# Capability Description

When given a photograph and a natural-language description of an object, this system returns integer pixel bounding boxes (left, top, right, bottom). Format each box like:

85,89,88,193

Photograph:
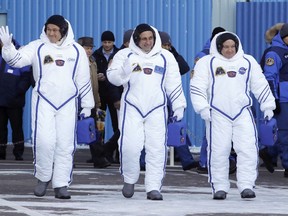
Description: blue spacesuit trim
36,43,79,110
190,85,207,100
160,106,168,190
7,52,22,67
207,120,215,192
248,108,260,173
79,81,92,101
210,57,252,121
258,84,271,104
33,95,41,176
124,54,167,118
70,99,78,183
169,84,183,104
119,102,128,175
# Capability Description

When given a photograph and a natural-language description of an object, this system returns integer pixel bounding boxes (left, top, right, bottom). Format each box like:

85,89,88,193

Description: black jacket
0,40,33,108
92,45,121,103
170,46,190,75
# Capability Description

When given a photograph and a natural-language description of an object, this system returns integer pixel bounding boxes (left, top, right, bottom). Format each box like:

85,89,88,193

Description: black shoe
34,180,50,197
15,156,23,161
284,169,288,178
54,186,71,199
196,166,208,174
213,190,227,200
105,156,120,164
259,148,274,173
229,158,237,174
241,188,256,199
0,152,6,160
122,183,134,198
86,158,93,163
183,161,199,171
93,158,111,168
260,162,277,167
147,190,163,200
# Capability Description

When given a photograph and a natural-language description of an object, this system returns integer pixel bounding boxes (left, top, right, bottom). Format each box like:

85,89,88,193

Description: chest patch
143,68,153,75
238,67,247,75
215,67,225,76
227,71,237,78
55,59,65,66
44,55,53,64
132,63,142,72
154,65,165,74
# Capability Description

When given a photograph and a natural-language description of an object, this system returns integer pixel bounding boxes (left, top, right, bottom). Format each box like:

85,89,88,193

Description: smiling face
101,41,114,53
138,31,155,53
45,24,62,43
220,39,237,59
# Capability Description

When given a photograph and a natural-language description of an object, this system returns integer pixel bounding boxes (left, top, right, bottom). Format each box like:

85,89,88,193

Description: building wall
236,0,288,124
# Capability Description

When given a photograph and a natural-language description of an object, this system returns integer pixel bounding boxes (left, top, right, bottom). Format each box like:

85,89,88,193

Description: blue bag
259,118,278,146
167,117,186,147
77,115,97,144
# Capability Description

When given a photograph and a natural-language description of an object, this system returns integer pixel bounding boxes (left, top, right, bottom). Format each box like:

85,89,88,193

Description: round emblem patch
265,58,274,66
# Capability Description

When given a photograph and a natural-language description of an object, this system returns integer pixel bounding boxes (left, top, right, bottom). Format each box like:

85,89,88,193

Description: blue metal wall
236,1,288,121
236,0,288,62
0,0,213,146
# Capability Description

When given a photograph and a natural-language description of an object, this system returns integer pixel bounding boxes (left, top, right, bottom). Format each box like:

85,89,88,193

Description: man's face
46,24,62,43
220,39,237,59
162,43,171,50
83,46,93,57
102,41,114,52
138,31,154,53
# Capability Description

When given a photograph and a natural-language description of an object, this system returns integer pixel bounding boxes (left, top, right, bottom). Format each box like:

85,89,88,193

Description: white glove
80,108,91,118
200,108,211,121
264,110,274,121
0,26,12,47
173,107,184,121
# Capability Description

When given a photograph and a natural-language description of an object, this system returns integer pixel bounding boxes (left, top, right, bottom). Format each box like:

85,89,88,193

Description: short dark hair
216,33,239,53
133,23,155,46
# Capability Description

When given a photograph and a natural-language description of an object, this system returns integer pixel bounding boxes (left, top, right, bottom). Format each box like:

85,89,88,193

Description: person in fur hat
260,23,288,178
265,23,284,44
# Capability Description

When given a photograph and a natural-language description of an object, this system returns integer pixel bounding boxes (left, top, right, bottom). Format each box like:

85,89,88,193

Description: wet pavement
0,145,287,216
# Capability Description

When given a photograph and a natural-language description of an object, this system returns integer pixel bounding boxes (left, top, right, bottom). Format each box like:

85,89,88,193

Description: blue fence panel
236,1,288,124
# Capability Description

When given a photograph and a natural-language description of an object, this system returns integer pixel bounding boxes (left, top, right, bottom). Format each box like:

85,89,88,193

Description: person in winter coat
77,36,111,168
260,23,288,178
0,39,33,161
92,31,120,164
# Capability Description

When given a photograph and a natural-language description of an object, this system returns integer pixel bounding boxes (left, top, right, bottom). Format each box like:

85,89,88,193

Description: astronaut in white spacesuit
107,23,186,200
0,15,94,199
190,32,275,200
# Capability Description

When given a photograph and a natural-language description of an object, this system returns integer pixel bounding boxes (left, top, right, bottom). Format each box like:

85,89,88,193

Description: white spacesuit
107,24,186,198
190,31,275,198
0,18,94,191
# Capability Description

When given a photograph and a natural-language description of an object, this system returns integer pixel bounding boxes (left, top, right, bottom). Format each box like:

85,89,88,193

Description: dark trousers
100,97,120,161
87,108,106,163
0,106,24,159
